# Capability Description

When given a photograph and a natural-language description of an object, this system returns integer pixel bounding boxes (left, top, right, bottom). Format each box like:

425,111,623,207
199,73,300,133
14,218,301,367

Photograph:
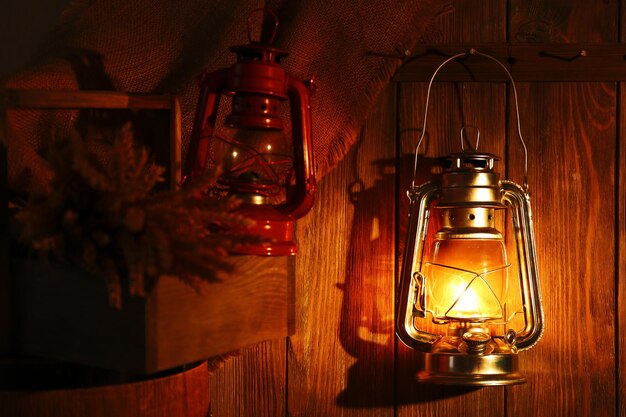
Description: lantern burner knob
462,331,491,354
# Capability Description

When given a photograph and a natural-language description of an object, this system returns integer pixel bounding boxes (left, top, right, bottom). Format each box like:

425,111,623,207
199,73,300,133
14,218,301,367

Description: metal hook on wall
539,49,587,62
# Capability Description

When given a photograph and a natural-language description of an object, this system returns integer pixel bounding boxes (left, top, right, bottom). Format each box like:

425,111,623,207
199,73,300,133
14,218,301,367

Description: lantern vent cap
441,151,499,173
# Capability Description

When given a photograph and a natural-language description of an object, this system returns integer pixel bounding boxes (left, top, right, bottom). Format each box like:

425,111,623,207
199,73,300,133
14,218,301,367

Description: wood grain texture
618,3,626,414
0,89,173,110
205,249,291,417
505,81,616,417
169,95,182,187
287,86,397,416
396,1,506,415
619,83,625,417
0,361,210,417
209,339,286,417
509,0,618,43
507,1,617,416
418,0,503,44
148,255,292,371
0,106,9,354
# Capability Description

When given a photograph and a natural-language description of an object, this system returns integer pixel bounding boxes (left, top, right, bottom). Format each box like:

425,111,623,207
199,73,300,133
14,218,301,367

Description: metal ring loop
247,8,279,44
410,48,529,192
460,125,480,151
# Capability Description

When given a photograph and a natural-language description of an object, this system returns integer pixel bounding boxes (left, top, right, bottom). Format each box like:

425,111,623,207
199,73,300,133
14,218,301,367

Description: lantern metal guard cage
396,49,544,386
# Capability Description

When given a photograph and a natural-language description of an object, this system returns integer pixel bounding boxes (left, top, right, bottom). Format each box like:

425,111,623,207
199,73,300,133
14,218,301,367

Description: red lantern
183,9,315,256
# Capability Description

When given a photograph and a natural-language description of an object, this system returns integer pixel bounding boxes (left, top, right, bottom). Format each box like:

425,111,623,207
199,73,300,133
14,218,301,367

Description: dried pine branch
15,124,260,308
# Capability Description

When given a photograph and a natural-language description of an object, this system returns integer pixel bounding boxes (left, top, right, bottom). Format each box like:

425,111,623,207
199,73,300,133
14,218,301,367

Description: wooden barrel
0,359,210,417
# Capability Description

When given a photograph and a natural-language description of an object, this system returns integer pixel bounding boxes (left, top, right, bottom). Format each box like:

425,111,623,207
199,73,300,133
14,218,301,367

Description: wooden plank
147,255,291,372
509,0,617,43
287,86,397,415
396,1,506,415
169,95,182,187
0,104,9,354
203,178,292,414
1,89,173,110
394,44,626,82
506,82,616,417
618,3,626,415
507,2,617,417
0,360,210,417
618,80,625,417
204,257,295,417
209,340,286,417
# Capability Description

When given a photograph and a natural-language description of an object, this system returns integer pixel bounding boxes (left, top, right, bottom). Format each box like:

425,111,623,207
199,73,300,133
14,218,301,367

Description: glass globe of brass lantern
396,50,544,386
183,9,315,256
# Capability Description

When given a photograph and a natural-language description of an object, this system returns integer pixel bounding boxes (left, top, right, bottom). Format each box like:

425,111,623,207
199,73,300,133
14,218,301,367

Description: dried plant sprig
15,124,259,308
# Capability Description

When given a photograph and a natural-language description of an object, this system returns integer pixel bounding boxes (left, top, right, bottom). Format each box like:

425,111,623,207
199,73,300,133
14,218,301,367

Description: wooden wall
209,1,624,416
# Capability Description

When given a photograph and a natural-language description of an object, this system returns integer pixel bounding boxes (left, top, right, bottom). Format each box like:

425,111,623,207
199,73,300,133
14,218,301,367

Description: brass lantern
396,50,544,386
183,9,315,256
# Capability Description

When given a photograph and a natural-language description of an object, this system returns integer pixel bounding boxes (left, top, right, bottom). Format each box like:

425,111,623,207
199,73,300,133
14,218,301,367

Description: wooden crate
12,256,291,374
1,90,294,373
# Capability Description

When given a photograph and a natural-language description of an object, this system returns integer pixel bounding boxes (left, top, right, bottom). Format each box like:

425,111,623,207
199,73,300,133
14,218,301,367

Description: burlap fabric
3,0,447,196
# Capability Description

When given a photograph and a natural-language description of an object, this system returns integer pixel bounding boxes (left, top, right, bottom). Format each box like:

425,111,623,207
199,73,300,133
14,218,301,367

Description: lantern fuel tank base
416,352,526,386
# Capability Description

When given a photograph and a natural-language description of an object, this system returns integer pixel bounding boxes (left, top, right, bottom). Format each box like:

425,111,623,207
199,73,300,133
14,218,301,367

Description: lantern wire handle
247,8,279,45
411,48,529,192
